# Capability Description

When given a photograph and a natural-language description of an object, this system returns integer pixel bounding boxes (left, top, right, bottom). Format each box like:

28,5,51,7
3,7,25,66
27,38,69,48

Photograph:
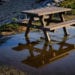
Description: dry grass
0,64,29,75
64,14,75,21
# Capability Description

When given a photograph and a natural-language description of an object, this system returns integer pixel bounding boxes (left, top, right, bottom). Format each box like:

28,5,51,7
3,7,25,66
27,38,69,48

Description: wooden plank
45,19,75,30
22,7,71,16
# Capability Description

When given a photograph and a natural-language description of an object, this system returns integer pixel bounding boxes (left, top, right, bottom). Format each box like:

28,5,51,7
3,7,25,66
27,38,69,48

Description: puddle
0,27,75,74
12,36,75,68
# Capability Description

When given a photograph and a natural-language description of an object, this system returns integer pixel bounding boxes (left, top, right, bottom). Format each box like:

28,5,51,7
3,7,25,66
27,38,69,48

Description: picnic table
21,6,75,42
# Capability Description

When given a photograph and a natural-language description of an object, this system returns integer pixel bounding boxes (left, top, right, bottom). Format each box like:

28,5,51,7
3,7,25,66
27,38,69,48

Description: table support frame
59,13,69,36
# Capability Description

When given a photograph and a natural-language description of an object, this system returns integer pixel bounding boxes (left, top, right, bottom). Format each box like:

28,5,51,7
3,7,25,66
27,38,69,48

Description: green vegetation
0,23,19,32
60,0,75,15
60,0,75,8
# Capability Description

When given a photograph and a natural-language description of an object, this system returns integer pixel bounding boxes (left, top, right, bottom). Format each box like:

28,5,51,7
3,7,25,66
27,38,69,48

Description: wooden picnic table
21,6,72,42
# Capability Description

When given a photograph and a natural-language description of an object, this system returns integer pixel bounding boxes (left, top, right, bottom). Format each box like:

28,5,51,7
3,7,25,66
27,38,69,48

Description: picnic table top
22,7,71,16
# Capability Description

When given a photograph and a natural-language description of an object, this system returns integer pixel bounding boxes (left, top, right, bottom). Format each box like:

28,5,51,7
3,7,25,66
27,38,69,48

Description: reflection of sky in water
0,32,42,47
0,47,29,61
0,33,25,47
34,41,45,49
52,44,60,51
66,37,75,44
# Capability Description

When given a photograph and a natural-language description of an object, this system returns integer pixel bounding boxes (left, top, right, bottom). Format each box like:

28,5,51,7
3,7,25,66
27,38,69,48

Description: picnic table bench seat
18,19,75,31
45,19,75,31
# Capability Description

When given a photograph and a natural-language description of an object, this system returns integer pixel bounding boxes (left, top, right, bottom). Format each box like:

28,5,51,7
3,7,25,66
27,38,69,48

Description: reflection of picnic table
19,6,75,42
12,37,75,68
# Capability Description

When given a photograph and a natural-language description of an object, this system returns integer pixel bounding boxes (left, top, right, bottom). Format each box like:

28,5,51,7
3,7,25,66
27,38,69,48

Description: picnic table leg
25,17,34,38
46,14,53,26
59,13,69,36
39,16,51,42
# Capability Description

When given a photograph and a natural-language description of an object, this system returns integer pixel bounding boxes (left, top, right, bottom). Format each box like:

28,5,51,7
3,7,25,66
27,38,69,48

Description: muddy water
0,27,75,75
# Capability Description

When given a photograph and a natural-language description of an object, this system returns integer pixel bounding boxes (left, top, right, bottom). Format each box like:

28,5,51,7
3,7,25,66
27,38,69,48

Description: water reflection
0,36,11,46
12,36,75,68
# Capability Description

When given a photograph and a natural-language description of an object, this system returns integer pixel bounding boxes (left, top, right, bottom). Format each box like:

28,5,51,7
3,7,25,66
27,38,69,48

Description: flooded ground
0,26,75,75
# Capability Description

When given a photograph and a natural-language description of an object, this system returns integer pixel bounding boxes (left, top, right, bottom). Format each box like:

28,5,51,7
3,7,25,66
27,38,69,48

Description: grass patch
0,23,19,32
